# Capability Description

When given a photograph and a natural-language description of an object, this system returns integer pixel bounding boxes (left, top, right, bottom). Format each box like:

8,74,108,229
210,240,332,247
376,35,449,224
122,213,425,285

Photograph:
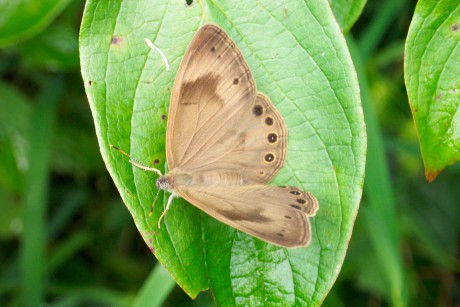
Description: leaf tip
425,168,440,183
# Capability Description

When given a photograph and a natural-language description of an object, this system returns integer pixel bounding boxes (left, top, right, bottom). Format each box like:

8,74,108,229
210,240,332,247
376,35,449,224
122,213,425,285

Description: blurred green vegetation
0,0,458,306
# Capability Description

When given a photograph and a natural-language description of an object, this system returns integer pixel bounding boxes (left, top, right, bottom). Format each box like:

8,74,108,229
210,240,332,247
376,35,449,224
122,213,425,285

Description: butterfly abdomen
169,169,248,188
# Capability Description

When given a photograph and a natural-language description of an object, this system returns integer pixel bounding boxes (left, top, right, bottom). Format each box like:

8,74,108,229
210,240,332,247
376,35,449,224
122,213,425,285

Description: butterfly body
162,169,248,188
154,24,319,248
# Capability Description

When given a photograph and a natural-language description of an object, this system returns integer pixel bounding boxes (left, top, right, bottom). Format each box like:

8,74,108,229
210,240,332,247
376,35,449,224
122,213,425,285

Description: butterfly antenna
110,144,162,176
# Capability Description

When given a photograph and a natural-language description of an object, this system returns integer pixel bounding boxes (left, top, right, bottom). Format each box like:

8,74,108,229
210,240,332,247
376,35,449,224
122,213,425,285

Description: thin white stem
145,38,170,71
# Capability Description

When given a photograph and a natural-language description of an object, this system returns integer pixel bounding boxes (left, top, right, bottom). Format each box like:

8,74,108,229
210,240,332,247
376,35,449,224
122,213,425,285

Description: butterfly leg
149,188,161,217
157,192,175,228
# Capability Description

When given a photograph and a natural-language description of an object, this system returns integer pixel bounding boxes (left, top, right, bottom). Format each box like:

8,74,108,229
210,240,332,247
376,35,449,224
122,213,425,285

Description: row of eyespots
209,45,280,169
277,188,310,212
209,46,279,167
253,105,275,131
253,105,280,165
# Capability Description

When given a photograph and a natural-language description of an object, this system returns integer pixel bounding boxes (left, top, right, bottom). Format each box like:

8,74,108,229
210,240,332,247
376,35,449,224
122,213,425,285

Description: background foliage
0,0,458,306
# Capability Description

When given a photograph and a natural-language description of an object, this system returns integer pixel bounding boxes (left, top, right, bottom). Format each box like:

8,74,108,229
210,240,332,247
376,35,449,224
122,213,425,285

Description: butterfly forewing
167,25,287,183
167,24,256,170
175,184,318,248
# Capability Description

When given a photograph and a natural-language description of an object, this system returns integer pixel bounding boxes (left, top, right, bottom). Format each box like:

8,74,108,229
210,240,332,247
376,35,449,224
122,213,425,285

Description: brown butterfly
116,24,318,248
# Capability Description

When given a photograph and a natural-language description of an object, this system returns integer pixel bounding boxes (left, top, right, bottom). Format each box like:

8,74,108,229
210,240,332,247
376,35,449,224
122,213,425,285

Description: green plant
0,0,458,306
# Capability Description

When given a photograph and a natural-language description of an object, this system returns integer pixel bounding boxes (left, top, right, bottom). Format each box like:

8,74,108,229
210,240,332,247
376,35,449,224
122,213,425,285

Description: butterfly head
156,175,172,191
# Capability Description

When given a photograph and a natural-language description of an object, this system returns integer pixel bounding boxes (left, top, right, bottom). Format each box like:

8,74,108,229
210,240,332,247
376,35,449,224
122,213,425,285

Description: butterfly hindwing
175,184,318,248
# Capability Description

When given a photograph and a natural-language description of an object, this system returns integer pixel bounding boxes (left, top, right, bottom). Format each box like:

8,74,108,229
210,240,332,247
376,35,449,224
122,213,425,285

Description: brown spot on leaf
452,24,459,31
111,35,123,45
125,189,136,199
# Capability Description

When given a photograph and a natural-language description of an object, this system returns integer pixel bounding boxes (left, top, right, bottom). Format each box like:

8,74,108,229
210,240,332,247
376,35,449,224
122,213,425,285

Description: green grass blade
49,285,132,307
358,0,404,60
132,263,177,307
20,77,63,306
348,35,407,306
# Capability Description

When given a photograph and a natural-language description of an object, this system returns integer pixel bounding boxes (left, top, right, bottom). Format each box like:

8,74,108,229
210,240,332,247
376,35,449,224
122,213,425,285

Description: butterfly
115,24,318,248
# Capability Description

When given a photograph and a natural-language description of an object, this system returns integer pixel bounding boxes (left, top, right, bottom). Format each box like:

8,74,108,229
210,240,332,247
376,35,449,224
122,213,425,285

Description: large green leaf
405,0,460,182
80,0,365,305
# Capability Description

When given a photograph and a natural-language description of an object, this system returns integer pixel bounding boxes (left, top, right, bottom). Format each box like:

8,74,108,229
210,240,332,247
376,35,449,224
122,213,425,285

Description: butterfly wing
167,24,287,183
174,184,318,248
